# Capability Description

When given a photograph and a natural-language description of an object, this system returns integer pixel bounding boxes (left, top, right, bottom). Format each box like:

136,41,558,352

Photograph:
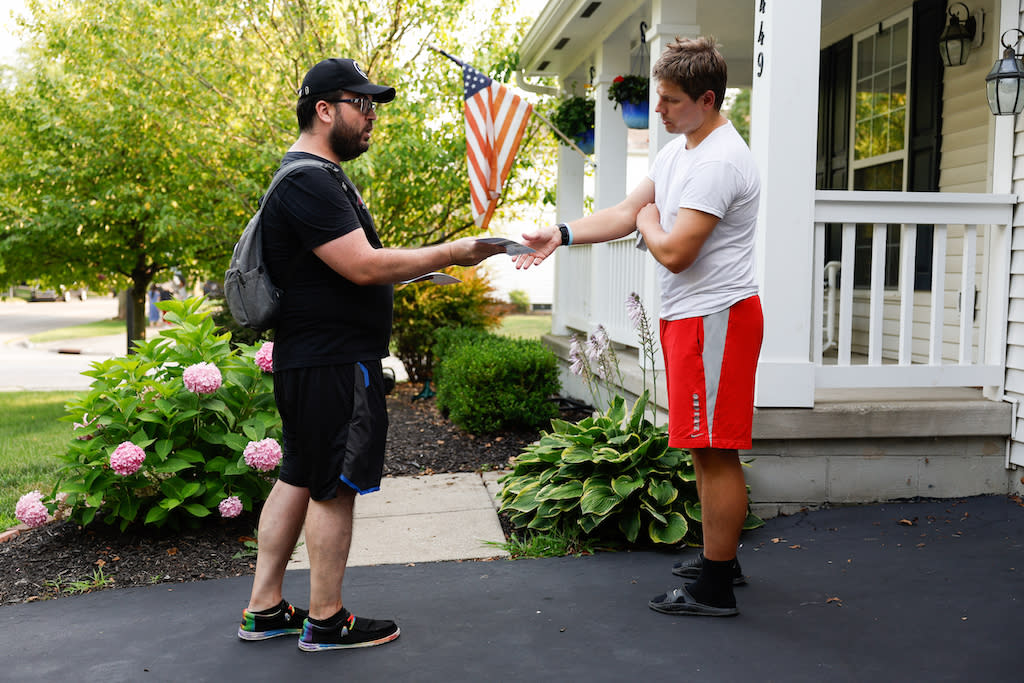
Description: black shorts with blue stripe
274,360,389,500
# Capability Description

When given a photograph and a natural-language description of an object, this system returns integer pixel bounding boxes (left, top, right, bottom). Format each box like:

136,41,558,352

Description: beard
329,115,370,161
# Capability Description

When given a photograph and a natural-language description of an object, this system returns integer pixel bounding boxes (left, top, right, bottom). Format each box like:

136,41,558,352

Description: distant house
519,0,1024,514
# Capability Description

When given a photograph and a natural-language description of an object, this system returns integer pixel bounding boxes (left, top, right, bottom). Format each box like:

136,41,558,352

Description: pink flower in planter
254,342,274,373
219,496,243,518
15,490,49,528
243,438,283,472
183,362,222,394
110,441,146,476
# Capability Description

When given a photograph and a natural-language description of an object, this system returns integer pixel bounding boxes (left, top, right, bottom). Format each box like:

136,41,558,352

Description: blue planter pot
574,128,595,154
620,101,649,129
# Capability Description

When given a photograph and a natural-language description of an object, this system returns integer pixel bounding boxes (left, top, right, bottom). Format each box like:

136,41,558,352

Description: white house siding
1004,2,1024,465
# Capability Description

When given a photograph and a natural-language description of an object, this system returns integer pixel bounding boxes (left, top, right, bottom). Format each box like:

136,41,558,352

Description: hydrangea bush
17,297,282,531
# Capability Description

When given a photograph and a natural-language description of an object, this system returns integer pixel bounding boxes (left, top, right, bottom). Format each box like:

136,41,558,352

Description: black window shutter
909,0,945,289
818,36,852,264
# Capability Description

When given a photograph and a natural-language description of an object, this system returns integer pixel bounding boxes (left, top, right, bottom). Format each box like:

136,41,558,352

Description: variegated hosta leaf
579,479,621,517
648,511,688,545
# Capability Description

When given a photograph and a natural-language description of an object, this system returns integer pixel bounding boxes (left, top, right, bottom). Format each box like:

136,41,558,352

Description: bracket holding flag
429,45,594,230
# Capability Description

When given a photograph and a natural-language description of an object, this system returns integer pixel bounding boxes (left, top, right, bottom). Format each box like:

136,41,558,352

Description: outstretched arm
313,232,505,286
514,178,656,269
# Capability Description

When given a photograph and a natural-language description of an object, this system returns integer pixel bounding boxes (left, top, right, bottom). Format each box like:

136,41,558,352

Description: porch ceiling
518,0,862,89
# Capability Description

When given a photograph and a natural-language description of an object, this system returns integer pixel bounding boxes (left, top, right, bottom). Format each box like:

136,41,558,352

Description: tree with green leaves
0,0,551,349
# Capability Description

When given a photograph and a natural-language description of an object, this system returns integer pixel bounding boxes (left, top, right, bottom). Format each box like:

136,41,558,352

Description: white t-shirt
648,121,760,320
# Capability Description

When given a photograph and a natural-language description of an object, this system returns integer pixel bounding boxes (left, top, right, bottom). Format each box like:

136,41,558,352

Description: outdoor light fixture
986,29,1024,116
939,3,978,67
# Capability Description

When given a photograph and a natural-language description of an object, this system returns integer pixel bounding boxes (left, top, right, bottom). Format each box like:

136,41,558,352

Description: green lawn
497,314,551,340
0,392,77,529
28,318,124,343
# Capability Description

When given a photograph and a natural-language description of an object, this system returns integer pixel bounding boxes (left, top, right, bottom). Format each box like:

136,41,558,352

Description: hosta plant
19,297,282,531
497,294,763,548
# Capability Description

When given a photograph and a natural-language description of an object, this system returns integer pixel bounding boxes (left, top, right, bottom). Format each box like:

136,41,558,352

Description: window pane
892,20,909,65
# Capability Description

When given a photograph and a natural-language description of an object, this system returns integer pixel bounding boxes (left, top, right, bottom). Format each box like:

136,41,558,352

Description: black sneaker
671,554,747,585
298,608,400,652
237,599,308,641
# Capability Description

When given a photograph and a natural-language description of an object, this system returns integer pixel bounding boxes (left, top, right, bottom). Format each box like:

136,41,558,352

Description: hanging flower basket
608,75,649,130
550,94,596,154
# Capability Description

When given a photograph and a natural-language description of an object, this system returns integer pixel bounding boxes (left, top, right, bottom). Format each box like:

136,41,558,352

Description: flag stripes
462,62,532,229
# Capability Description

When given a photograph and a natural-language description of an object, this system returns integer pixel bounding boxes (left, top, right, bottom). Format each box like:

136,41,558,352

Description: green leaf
182,503,211,517
610,475,644,498
180,482,201,499
155,439,173,459
743,511,765,530
684,500,702,522
628,389,649,431
618,509,642,543
145,506,169,524
579,479,620,517
153,458,192,474
536,480,583,501
159,497,183,510
646,479,678,506
605,395,626,425
561,443,596,464
506,481,542,513
223,432,249,452
648,511,688,545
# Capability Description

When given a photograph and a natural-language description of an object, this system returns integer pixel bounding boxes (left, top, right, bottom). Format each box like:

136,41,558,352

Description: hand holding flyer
475,237,537,256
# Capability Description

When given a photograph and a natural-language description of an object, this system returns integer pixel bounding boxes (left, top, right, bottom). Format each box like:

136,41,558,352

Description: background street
0,296,122,391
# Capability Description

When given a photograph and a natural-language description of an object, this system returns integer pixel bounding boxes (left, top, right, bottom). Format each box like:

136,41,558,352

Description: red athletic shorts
660,295,763,451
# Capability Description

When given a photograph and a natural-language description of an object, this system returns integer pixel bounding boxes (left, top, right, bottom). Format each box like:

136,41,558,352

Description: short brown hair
652,36,727,110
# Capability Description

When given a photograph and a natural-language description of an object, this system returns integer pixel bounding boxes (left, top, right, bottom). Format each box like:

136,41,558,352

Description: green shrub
391,267,500,382
30,297,281,531
508,289,530,314
434,328,560,434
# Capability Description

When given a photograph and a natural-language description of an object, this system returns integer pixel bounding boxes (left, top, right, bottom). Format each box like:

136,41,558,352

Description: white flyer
401,272,462,285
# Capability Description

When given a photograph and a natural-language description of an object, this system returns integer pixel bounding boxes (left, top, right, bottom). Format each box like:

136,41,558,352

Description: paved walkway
1,495,1020,681
3,326,1022,680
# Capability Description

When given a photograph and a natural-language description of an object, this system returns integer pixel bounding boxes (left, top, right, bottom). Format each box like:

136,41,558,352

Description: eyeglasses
324,97,377,115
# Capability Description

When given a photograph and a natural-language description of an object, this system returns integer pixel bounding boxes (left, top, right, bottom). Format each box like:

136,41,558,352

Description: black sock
251,599,286,616
309,607,349,628
685,555,737,608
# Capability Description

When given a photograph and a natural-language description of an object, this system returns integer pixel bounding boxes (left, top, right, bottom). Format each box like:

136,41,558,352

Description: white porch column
647,0,697,162
750,0,821,407
552,66,589,337
594,26,630,209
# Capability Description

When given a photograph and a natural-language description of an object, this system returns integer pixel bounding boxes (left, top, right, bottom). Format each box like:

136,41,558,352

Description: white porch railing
813,191,1015,393
552,191,1017,399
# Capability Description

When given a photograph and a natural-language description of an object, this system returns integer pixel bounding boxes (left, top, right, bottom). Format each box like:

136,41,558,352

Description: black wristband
558,223,572,246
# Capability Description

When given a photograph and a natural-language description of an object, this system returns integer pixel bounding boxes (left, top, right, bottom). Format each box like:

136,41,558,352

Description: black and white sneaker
671,554,747,585
298,608,400,652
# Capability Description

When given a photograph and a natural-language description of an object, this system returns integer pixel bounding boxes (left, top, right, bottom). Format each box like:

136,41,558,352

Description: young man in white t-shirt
517,36,762,616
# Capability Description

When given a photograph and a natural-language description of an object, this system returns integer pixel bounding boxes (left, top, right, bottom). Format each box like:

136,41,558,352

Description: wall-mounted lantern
985,29,1024,116
938,3,979,67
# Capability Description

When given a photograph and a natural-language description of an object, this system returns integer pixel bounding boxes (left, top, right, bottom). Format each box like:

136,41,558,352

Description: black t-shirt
261,151,393,370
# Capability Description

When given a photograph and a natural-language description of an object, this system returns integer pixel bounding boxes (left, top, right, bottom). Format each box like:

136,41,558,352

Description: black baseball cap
298,58,396,102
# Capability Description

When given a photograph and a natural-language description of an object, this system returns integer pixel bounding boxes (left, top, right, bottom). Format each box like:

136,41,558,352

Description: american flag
462,61,533,229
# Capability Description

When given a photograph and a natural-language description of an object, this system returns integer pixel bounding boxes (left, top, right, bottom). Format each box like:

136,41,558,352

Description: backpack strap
256,158,340,287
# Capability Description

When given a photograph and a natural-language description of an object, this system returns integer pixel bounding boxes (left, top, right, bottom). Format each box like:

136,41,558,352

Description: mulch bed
0,383,583,606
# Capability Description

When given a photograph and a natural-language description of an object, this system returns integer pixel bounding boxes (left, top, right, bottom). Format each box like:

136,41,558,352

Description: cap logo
352,61,368,80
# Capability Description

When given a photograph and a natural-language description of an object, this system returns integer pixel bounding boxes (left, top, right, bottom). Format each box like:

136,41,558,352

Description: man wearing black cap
236,58,503,652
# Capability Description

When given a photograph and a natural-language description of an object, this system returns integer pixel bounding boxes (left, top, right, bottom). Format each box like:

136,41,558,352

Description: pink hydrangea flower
218,496,243,518
243,438,282,472
254,342,274,373
183,362,222,394
15,490,49,528
110,441,146,476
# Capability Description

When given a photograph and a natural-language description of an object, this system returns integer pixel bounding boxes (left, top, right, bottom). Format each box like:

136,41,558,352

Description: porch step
542,334,1022,514
754,387,1012,440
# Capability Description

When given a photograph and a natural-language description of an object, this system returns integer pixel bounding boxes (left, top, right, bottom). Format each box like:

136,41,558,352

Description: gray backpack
224,159,335,331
